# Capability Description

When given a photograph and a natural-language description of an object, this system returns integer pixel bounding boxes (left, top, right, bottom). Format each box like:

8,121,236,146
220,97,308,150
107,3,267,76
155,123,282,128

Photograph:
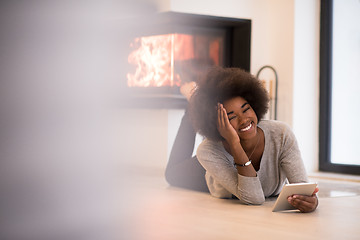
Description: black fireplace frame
121,11,251,109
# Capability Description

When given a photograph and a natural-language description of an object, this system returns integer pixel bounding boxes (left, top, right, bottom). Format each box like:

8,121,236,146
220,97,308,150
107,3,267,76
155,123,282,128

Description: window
319,0,360,174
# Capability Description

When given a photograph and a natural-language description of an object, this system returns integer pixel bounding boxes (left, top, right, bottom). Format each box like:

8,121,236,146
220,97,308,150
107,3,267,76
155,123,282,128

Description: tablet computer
272,182,317,212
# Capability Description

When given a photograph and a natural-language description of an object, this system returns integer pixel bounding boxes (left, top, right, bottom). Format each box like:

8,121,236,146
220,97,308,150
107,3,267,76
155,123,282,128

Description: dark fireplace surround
121,12,251,109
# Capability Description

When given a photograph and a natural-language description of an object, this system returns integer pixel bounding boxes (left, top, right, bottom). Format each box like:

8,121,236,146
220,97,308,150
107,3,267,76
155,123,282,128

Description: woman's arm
279,124,319,212
197,143,265,205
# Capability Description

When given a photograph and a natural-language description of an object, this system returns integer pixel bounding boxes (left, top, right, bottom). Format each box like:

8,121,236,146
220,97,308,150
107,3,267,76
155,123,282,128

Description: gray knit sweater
196,120,308,205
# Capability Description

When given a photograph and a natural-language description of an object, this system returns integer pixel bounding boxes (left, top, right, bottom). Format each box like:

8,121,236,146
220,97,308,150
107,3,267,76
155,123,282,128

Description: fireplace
120,12,251,108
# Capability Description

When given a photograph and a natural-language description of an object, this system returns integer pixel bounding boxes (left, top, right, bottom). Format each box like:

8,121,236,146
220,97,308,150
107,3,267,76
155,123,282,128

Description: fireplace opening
120,12,251,109
127,33,223,88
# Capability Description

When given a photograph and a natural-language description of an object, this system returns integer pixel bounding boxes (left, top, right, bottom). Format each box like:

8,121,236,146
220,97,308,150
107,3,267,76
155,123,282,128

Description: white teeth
240,123,252,132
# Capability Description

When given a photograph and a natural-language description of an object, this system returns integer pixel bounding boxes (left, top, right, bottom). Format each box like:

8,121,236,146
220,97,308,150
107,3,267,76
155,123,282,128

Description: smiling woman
177,66,320,212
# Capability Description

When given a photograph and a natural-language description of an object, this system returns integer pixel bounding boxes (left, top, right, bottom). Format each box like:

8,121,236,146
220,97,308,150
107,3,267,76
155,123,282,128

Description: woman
188,67,318,212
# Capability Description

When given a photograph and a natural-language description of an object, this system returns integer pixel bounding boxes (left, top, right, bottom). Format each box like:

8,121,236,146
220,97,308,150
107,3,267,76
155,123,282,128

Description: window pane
331,0,360,165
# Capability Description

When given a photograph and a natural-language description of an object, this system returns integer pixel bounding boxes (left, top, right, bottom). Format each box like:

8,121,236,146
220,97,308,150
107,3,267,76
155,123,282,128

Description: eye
229,116,236,121
243,107,251,113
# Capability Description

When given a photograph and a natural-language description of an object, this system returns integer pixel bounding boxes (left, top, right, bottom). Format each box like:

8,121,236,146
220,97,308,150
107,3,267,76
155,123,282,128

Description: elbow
251,196,265,205
237,194,265,205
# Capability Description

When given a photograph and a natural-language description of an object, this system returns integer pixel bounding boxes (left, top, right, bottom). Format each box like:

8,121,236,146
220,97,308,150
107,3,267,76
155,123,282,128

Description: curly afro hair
189,66,269,142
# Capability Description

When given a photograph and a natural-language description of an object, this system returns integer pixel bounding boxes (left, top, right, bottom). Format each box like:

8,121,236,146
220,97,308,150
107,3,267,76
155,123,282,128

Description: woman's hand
287,187,319,213
217,103,239,145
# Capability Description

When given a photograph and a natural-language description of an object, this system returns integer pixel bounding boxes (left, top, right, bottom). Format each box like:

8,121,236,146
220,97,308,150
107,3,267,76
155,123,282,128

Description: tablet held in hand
272,182,317,212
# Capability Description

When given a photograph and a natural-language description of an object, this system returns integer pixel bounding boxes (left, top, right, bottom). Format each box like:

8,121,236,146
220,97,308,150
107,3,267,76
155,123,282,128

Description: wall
292,0,320,172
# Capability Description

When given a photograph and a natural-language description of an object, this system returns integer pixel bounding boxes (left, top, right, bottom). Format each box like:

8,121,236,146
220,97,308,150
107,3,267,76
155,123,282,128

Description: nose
236,115,249,128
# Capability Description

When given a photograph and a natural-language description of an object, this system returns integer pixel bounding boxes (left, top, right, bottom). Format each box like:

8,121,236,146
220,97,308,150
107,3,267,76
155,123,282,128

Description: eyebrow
241,102,249,108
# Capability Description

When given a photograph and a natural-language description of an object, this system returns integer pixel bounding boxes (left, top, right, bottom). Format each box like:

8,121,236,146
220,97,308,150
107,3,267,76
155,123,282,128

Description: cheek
249,110,258,122
230,121,238,130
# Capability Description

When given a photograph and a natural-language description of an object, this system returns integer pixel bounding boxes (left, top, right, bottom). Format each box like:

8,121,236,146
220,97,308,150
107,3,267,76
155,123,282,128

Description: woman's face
222,96,258,140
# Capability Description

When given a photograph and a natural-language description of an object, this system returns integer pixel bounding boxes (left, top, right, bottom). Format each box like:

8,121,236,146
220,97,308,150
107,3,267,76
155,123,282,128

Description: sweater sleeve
196,141,265,205
278,124,309,184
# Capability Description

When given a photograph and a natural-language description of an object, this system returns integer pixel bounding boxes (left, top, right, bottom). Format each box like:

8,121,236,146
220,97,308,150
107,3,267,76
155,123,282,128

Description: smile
240,122,252,132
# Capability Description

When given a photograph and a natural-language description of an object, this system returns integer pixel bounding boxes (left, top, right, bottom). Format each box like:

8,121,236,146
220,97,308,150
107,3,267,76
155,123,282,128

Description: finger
288,195,317,212
221,104,231,128
287,197,307,212
292,194,317,204
220,104,226,127
312,187,319,195
222,106,229,127
292,197,314,208
218,103,223,127
217,103,221,127
295,199,315,213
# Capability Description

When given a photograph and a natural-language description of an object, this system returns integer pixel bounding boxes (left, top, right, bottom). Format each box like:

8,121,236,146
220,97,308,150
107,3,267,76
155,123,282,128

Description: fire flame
127,33,222,87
